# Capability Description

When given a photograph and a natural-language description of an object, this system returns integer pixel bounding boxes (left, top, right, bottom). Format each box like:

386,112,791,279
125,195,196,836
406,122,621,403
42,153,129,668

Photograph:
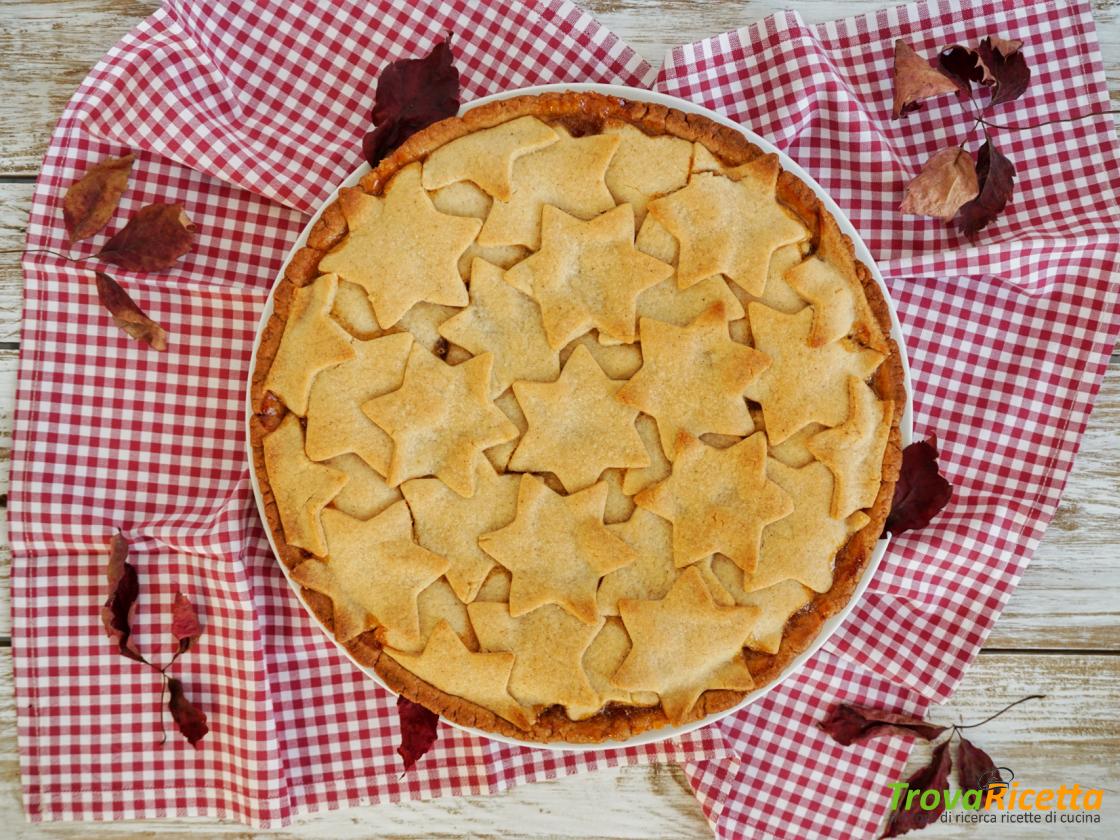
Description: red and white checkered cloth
10,0,1119,836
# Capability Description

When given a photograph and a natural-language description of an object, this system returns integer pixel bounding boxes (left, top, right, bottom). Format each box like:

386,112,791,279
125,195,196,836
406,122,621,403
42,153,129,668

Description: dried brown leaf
819,703,948,746
953,140,1015,243
975,38,1030,108
101,533,147,664
892,39,961,118
901,147,980,221
62,154,135,242
957,737,1001,795
98,203,195,272
95,272,168,351
363,39,460,167
171,592,202,653
885,437,953,535
167,677,209,747
882,741,953,837
396,696,439,772
937,46,984,98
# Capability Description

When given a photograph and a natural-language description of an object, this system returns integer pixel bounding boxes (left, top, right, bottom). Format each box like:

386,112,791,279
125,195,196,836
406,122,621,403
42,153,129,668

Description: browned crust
249,91,906,743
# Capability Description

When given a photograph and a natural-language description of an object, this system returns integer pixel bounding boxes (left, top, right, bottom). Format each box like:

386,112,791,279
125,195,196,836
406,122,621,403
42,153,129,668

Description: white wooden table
0,1,1116,837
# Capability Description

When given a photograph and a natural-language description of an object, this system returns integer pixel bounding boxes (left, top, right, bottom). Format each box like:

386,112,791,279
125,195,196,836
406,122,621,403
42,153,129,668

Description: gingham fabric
10,0,1118,836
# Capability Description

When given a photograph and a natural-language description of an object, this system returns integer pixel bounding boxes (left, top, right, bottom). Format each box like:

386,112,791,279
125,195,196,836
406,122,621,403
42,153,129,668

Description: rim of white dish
245,82,914,752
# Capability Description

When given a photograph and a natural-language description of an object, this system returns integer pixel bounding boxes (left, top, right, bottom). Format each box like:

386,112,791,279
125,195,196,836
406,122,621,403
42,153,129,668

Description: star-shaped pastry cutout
509,344,649,492
325,452,403,521
478,475,636,623
331,278,381,337
262,414,347,557
318,163,480,327
482,390,527,473
438,258,559,396
477,129,620,249
618,305,769,459
807,376,893,519
290,501,448,645
748,460,870,593
609,276,746,346
647,155,807,294
304,332,413,475
757,243,810,315
786,257,862,348
785,213,888,351
598,214,745,347
263,273,356,416
381,578,479,654
612,566,759,724
421,116,559,201
505,204,672,348
709,557,814,654
363,344,518,497
401,460,521,603
384,620,533,730
597,507,732,616
745,303,884,445
469,602,603,715
765,420,823,469
635,432,793,573
562,332,643,379
572,618,660,720
602,122,692,224
622,413,672,496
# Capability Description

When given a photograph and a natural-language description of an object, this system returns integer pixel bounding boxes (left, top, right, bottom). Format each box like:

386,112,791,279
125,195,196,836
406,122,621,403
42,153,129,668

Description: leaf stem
158,674,168,746
978,109,1120,131
953,694,1045,731
160,647,183,677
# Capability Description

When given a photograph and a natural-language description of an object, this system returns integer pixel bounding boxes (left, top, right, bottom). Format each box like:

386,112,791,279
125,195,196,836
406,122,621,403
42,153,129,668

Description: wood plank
0,182,31,343
989,371,1120,650
0,0,160,176
1,650,1114,837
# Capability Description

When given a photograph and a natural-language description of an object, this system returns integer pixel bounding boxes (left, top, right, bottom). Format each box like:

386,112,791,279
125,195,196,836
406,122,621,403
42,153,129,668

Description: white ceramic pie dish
245,83,914,751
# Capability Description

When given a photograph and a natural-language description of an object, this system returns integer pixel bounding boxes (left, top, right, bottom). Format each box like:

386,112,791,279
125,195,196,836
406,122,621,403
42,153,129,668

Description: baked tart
250,91,905,743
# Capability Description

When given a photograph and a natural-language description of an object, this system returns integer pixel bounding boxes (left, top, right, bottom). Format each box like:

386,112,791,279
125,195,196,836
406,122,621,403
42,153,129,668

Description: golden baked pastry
250,91,905,743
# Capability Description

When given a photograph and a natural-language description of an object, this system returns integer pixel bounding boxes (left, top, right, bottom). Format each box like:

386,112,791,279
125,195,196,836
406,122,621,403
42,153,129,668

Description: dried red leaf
167,677,208,747
396,696,439,772
171,592,202,654
100,533,147,664
885,437,953,535
953,139,1015,243
883,741,953,838
98,203,195,272
900,147,979,221
819,703,948,746
936,46,984,98
957,737,1001,794
362,39,460,167
95,272,168,351
892,39,961,118
976,37,1030,107
62,153,135,243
